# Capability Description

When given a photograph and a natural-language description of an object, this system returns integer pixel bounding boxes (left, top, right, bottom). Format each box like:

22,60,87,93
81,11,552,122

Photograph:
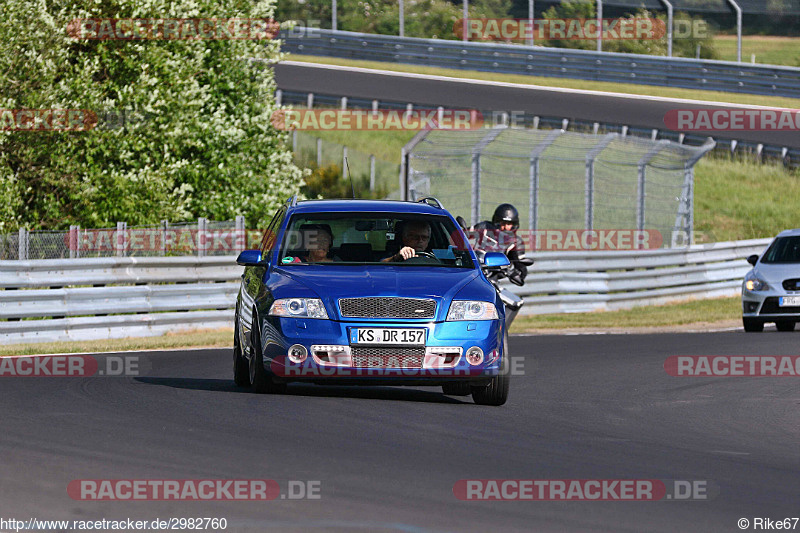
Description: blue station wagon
233,197,512,405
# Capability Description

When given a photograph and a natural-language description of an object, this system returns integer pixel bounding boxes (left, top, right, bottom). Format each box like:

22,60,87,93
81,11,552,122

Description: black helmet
492,203,519,230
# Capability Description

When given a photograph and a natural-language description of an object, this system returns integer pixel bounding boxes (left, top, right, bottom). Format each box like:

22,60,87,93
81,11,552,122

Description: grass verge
510,297,741,332
714,35,800,66
287,54,800,109
0,328,233,356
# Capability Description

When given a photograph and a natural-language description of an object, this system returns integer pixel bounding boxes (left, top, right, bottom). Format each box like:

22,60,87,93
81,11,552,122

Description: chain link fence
0,217,266,260
403,126,714,245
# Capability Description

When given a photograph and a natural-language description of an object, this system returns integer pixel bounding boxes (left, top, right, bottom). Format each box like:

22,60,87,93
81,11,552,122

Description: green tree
0,0,304,232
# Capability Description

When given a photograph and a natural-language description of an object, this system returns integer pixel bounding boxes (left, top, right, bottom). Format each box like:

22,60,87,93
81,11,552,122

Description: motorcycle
456,216,533,328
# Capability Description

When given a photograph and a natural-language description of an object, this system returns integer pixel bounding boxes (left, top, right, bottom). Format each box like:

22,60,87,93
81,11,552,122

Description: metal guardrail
0,257,242,344
0,241,771,343
510,238,771,315
282,30,800,99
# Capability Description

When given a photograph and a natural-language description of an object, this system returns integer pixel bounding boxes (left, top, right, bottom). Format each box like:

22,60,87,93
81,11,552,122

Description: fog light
466,346,484,366
288,344,308,363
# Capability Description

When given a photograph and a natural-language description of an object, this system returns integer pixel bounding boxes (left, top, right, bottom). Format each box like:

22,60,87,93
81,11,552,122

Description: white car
742,229,800,332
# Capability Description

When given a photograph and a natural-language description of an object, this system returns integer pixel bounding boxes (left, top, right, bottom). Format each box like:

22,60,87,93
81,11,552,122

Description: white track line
281,60,798,110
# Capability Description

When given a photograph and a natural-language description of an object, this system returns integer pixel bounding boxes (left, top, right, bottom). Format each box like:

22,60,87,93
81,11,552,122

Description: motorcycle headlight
446,300,498,321
269,298,329,319
744,271,769,292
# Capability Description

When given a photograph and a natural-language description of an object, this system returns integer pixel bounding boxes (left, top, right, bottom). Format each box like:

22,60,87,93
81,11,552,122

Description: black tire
776,321,795,332
743,317,764,332
442,382,472,396
249,320,287,394
472,333,510,406
232,315,250,387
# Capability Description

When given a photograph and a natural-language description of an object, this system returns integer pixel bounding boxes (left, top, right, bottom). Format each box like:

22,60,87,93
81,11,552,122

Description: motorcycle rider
471,203,530,287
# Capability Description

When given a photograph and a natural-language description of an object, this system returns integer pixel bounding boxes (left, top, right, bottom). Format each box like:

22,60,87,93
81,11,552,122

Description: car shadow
134,377,468,404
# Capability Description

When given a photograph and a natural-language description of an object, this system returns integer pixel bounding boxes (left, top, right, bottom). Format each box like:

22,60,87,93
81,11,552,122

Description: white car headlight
744,271,769,292
446,300,498,321
269,298,329,319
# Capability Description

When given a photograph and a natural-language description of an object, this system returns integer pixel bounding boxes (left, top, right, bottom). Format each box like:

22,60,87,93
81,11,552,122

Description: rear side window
762,236,800,264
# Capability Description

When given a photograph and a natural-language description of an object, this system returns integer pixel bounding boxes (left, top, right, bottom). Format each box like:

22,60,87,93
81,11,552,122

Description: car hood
271,265,481,321
754,263,800,284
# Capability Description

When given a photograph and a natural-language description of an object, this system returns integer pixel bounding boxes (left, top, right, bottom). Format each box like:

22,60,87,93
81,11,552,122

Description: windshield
277,212,474,268
762,236,800,264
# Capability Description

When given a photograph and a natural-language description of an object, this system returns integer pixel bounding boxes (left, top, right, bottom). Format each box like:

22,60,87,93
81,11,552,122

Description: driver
382,220,431,262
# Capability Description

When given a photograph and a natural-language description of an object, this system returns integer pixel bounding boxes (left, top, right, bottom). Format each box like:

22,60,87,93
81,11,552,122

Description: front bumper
742,284,800,323
260,316,505,385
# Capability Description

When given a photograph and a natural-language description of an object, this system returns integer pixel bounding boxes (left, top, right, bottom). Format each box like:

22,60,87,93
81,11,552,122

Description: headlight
446,300,498,321
744,271,769,292
269,298,329,319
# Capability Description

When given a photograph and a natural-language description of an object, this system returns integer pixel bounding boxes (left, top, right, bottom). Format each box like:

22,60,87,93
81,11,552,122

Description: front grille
339,297,436,318
759,297,800,315
350,347,425,368
782,278,800,291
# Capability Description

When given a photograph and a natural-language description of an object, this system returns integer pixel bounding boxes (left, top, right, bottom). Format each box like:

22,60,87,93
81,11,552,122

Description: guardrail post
18,227,27,261
307,93,314,109
235,215,246,253
197,217,207,257
275,89,282,106
369,155,376,191
532,116,540,129
340,96,347,110
372,100,379,114
115,222,127,257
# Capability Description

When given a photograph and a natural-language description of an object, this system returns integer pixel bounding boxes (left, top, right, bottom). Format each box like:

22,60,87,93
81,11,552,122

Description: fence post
637,140,668,233
369,155,376,191
235,215,246,254
69,225,77,259
529,129,563,232
18,227,27,261
471,127,505,225
161,220,168,256
197,217,207,257
316,137,322,167
585,134,617,231
115,222,127,257
75,225,81,259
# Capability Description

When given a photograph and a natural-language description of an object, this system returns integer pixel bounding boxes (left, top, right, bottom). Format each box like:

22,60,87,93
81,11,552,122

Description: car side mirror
237,249,266,267
482,252,510,269
746,254,758,266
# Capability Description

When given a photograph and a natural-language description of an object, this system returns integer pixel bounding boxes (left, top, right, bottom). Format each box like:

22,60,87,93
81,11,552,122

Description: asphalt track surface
2,332,799,532
274,62,800,149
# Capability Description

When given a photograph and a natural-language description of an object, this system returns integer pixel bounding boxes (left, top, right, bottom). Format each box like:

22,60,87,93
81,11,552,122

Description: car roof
776,228,800,237
288,199,449,216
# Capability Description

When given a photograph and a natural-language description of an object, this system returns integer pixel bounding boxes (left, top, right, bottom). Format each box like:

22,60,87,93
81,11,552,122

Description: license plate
779,296,800,307
350,328,425,345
